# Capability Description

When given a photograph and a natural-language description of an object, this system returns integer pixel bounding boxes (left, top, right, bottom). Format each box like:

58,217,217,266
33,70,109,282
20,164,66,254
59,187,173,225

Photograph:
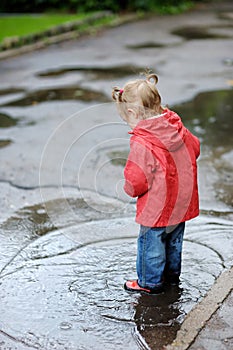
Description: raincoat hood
129,108,187,152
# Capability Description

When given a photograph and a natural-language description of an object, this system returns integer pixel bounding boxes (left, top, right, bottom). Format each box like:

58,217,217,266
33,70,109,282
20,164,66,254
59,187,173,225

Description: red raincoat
124,108,200,227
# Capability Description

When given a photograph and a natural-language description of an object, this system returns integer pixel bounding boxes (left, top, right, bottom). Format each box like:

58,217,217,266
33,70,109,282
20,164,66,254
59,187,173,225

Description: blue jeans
136,222,185,289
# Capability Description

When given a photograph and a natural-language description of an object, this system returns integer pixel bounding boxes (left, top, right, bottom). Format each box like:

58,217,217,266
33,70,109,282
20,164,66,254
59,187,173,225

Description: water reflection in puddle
173,89,233,150
172,25,232,40
0,111,35,130
0,214,232,350
0,88,25,96
0,112,18,128
0,139,12,148
1,86,109,107
0,198,129,239
36,64,145,79
126,42,167,49
0,64,145,107
0,112,16,148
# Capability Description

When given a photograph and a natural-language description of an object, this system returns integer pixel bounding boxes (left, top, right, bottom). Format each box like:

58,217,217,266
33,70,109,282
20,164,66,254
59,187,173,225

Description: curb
0,12,141,60
165,266,233,350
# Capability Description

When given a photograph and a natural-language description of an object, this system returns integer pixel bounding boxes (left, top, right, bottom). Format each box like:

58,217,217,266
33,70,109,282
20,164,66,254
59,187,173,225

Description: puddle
219,12,233,21
0,88,27,106
0,139,12,148
215,159,233,207
0,112,18,128
0,111,35,128
1,203,56,238
1,86,110,107
0,88,25,96
37,65,145,79
172,26,231,40
172,89,233,150
107,150,128,167
126,42,166,49
0,197,130,240
0,214,232,350
222,58,233,66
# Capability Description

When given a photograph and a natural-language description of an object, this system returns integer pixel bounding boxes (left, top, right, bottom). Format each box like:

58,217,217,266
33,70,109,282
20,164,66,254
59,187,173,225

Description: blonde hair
112,73,162,118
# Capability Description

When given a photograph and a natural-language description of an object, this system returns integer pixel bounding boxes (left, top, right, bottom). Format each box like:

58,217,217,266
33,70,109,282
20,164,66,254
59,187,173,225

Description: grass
0,13,89,43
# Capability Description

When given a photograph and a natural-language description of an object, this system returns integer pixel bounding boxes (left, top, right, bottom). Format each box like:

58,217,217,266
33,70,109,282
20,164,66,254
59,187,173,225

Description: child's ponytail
146,73,159,85
112,86,124,102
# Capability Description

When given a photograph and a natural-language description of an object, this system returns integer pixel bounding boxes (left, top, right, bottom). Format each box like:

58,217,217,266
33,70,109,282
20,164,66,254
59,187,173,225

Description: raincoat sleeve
188,130,200,158
194,135,200,159
123,140,156,198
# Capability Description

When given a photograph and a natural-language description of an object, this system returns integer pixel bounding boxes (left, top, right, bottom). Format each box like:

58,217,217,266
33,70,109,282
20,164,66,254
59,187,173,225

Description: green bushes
1,0,118,13
0,0,203,13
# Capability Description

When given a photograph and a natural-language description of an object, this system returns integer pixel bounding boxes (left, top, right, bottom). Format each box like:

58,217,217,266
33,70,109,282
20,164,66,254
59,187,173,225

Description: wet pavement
166,266,233,350
189,290,233,350
0,1,233,349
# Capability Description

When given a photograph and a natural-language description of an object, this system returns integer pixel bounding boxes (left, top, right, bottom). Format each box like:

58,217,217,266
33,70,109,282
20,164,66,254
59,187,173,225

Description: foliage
0,0,203,13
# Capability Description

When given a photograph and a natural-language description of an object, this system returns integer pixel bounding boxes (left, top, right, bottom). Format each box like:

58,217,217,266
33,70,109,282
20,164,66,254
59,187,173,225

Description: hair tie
119,89,124,95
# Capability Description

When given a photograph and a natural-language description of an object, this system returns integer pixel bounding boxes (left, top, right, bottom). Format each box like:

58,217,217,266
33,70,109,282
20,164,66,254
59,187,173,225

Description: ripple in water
0,215,231,350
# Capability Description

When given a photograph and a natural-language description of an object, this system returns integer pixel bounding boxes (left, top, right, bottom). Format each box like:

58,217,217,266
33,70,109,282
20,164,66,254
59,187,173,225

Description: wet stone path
1,2,233,350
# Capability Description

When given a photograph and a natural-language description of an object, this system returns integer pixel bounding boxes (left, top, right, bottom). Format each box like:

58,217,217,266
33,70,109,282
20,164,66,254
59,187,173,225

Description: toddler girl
112,73,200,294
